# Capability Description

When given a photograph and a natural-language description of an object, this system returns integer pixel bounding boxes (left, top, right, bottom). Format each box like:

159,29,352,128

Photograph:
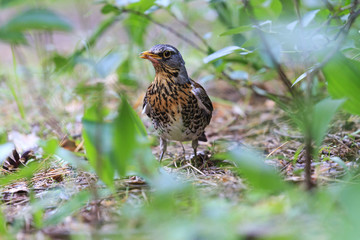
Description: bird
140,44,213,162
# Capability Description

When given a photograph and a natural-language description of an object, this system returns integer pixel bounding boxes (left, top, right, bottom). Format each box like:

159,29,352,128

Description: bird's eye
163,50,171,58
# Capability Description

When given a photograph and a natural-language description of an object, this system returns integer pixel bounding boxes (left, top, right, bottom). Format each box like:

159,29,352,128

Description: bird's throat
154,65,189,85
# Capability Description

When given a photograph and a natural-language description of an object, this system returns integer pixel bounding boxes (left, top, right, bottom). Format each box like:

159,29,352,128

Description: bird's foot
191,152,209,169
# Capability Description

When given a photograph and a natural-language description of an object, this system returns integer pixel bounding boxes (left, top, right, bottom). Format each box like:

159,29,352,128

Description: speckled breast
147,82,208,141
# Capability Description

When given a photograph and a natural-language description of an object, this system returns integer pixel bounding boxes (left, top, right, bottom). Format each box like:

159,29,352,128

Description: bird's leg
191,139,199,165
159,138,167,163
180,142,186,157
177,142,186,167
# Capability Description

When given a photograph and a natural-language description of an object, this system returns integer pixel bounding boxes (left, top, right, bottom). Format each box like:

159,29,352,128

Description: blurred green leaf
253,0,282,20
0,131,6,144
117,58,138,86
101,4,119,14
96,52,124,78
302,9,320,27
124,14,149,46
330,157,349,174
209,0,233,28
0,28,27,44
41,138,59,156
0,162,40,186
68,14,117,66
203,46,252,64
323,53,360,116
0,142,14,164
0,0,23,8
220,25,253,36
259,36,281,68
56,148,93,172
45,191,91,226
0,209,7,235
125,0,156,12
82,120,115,189
51,53,74,72
112,97,138,176
292,69,311,87
312,98,344,146
334,183,360,239
3,8,72,32
75,83,107,102
228,148,287,192
30,192,44,229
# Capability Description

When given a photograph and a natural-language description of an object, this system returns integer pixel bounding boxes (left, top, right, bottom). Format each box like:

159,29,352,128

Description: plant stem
304,130,314,190
121,8,207,54
10,45,26,119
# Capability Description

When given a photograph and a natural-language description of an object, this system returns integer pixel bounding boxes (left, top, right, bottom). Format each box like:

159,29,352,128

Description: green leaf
292,70,310,87
51,53,74,72
203,46,252,64
117,57,138,86
0,209,7,235
82,120,115,189
228,147,287,192
112,97,138,176
302,9,320,27
312,98,344,146
323,53,360,116
0,0,23,8
258,36,281,68
253,0,282,20
124,14,149,46
126,0,156,12
4,8,72,32
220,25,253,36
101,4,119,14
41,138,59,156
0,27,27,44
0,162,40,186
56,148,93,172
44,191,91,226
0,131,7,144
95,52,123,78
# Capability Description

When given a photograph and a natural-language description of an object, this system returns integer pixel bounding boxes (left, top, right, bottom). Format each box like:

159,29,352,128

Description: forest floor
1,78,360,239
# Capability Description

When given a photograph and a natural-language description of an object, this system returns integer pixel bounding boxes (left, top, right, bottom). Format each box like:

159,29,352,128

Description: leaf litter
0,81,359,238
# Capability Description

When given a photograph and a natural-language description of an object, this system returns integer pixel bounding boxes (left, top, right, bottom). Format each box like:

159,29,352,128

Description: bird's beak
140,51,161,60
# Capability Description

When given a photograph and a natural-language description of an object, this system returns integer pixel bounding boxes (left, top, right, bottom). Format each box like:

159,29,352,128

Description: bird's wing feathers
190,79,213,116
142,91,151,117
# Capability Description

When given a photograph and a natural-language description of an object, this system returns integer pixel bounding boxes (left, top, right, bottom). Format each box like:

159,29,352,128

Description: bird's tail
198,132,208,142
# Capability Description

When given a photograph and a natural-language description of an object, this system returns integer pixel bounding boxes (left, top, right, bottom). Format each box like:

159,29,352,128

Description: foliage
0,0,359,239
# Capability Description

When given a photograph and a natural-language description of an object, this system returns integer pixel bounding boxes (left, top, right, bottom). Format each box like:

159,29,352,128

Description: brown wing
142,88,151,118
190,79,213,123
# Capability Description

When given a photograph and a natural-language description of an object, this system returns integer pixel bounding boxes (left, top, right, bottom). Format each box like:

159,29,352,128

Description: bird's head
140,44,186,72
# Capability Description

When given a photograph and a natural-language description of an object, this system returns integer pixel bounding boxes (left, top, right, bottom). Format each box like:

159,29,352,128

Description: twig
304,125,315,190
175,163,205,176
266,141,290,158
165,8,213,52
308,6,360,78
121,8,207,54
293,0,303,26
188,163,206,176
242,0,296,97
75,139,84,152
72,14,119,58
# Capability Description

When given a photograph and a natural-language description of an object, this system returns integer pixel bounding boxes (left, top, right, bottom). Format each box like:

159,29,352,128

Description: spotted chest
144,79,210,141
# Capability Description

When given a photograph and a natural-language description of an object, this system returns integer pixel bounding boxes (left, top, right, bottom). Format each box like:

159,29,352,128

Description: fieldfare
141,44,213,162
